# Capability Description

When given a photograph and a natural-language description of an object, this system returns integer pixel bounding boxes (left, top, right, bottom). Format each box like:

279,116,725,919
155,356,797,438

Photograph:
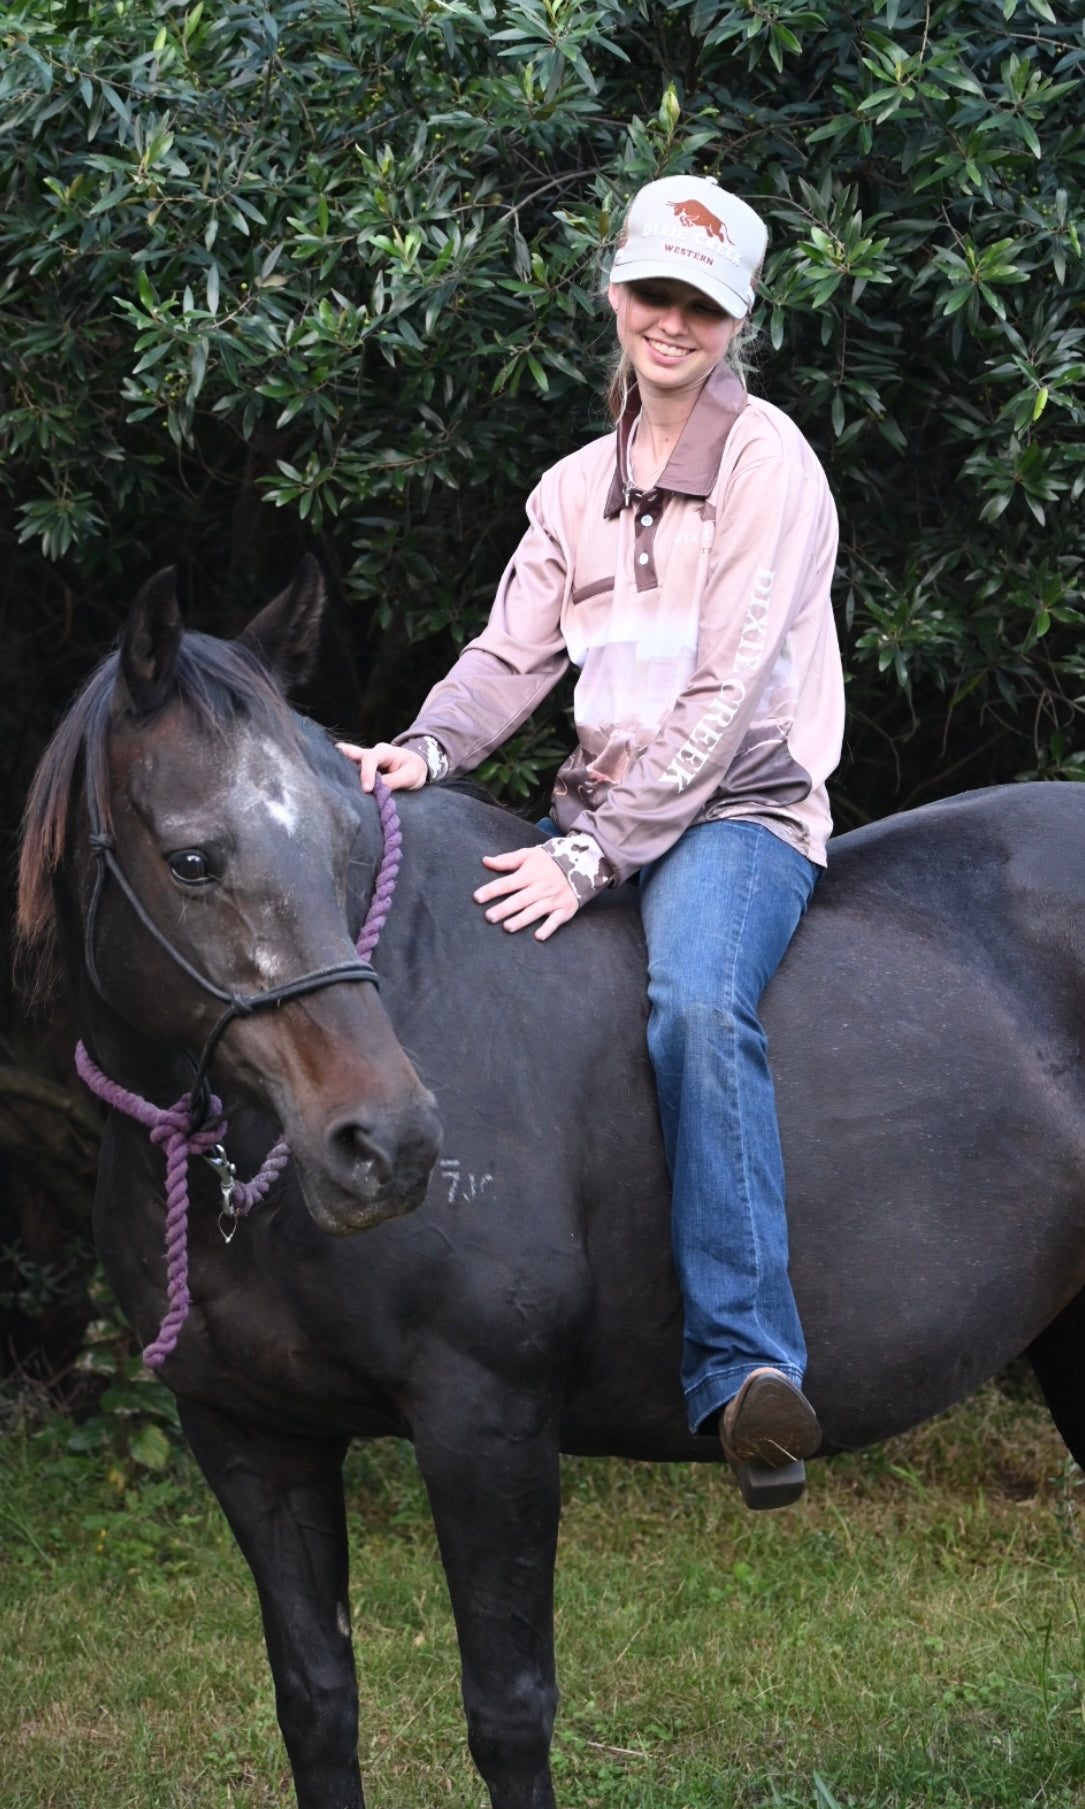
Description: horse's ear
116,568,183,716
237,557,325,694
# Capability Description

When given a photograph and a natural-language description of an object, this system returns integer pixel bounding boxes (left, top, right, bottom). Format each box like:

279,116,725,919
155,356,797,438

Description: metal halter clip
204,1144,239,1244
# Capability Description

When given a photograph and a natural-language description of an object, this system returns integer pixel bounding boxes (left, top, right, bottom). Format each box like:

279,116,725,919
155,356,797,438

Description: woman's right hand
335,741,429,794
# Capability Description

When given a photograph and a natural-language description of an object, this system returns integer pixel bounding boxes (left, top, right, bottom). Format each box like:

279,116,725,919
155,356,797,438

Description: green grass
2,1380,1084,1808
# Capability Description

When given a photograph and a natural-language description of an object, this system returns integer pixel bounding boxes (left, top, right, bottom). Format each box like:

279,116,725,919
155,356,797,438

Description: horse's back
821,781,1085,928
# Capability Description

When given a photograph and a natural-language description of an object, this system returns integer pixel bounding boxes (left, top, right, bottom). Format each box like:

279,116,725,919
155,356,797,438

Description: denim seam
725,836,761,1288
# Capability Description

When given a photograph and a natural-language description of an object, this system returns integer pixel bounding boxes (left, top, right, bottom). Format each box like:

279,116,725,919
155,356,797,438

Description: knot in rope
147,1101,225,1153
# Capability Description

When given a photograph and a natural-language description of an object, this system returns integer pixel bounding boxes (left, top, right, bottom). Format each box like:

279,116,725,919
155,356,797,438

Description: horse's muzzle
296,1093,442,1235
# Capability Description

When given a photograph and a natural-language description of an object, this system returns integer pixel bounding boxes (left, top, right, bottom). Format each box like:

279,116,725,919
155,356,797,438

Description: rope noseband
76,773,403,1369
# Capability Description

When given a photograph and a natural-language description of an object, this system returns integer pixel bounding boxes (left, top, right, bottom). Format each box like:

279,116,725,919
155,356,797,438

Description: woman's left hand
474,846,579,942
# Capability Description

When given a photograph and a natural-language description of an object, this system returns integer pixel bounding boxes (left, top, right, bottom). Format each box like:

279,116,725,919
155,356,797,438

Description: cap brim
608,255,751,320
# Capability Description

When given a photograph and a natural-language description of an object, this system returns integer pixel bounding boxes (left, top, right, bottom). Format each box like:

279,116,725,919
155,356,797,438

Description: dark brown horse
18,562,1085,1809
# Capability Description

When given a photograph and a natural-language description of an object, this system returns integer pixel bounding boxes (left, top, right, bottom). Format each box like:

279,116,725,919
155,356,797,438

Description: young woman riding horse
341,175,845,1507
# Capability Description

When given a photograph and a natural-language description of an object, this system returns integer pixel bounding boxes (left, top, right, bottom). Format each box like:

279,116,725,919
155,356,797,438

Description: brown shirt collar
604,362,749,518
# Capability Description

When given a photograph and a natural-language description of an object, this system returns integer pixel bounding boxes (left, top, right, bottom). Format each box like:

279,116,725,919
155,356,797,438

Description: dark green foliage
4,0,1084,805
2,0,1083,1362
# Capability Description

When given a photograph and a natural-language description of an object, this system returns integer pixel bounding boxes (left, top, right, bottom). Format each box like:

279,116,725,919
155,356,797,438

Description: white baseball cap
609,176,768,320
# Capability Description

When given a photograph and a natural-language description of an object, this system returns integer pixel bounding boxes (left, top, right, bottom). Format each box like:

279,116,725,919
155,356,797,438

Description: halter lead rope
76,776,403,1369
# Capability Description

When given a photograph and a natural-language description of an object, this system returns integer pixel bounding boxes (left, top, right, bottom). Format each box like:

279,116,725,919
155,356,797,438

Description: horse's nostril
327,1116,392,1184
318,1102,441,1222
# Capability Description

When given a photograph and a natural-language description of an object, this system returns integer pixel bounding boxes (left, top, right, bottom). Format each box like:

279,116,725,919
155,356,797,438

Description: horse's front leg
412,1363,563,1809
177,1397,364,1809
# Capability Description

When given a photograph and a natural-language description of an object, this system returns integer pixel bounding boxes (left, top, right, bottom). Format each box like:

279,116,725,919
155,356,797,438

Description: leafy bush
3,0,1083,808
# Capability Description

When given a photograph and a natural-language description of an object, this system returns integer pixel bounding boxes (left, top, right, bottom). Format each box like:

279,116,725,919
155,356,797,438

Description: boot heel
730,1456,806,1511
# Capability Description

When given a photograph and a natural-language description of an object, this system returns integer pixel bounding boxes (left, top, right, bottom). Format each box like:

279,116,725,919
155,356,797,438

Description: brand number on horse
439,1158,495,1205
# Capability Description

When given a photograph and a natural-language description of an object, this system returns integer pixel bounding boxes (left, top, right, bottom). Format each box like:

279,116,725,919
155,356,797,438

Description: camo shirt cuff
544,834,616,904
397,734,449,782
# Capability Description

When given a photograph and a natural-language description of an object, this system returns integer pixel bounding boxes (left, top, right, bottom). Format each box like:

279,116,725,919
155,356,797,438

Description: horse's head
19,560,441,1234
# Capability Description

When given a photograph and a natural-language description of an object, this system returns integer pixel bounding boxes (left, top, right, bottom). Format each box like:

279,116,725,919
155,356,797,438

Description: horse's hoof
730,1456,807,1510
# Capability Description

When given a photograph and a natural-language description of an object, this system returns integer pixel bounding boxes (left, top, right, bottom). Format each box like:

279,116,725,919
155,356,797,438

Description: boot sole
721,1370,821,1467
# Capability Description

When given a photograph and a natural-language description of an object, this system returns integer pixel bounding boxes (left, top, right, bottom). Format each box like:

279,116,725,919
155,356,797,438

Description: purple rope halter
76,777,403,1370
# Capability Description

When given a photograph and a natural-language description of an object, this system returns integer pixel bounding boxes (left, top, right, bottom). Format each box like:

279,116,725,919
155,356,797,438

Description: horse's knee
463,1670,558,1784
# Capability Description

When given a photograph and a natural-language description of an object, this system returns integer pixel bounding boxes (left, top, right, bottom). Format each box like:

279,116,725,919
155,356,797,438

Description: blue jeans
638,820,818,1435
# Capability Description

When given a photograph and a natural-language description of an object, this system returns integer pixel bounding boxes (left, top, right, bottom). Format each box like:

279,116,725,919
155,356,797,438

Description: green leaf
67,1421,107,1453
100,82,131,127
128,1425,171,1471
133,341,173,375
941,287,974,316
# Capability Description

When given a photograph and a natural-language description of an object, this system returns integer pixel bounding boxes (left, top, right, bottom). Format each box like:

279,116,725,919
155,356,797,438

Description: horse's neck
78,990,196,1108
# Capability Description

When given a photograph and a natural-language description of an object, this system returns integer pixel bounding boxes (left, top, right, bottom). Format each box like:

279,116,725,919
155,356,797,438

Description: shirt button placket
633,499,661,590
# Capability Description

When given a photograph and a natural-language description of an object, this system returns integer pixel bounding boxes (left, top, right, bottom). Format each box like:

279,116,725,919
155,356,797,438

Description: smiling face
608,276,738,402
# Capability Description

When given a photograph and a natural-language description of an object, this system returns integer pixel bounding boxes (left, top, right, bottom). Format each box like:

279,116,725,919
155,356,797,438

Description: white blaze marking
265,794,298,832
236,735,304,836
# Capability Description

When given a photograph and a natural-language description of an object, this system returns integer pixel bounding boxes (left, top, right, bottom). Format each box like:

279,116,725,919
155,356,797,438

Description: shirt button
640,513,653,526
637,552,650,566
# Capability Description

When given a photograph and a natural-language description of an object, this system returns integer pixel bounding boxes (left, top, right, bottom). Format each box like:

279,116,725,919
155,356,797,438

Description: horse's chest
94,1156,393,1431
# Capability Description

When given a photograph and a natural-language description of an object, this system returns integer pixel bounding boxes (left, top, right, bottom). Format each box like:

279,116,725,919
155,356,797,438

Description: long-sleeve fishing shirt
396,362,845,901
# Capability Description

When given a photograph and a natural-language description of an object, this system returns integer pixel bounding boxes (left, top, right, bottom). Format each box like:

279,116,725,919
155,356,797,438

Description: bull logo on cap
668,197,732,246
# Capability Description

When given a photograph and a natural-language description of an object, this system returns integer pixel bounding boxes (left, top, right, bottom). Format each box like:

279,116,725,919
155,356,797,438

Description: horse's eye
167,849,213,886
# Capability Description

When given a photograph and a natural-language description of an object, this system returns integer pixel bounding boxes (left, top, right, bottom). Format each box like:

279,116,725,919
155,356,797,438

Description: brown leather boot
719,1368,821,1510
